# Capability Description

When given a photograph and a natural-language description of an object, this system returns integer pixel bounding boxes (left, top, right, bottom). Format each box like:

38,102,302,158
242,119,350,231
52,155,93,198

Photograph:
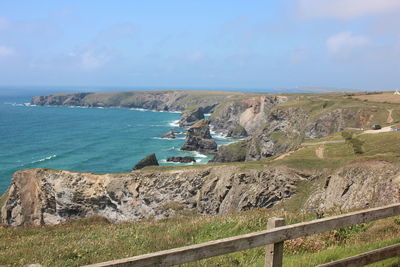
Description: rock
226,124,248,138
303,161,400,212
179,107,205,127
161,131,176,139
132,154,159,170
1,161,399,226
181,119,217,154
0,166,317,226
210,141,247,163
166,156,196,163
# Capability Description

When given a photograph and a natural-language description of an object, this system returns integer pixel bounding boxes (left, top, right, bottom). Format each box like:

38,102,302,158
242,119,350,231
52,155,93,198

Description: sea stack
179,107,205,127
132,154,159,170
181,119,217,154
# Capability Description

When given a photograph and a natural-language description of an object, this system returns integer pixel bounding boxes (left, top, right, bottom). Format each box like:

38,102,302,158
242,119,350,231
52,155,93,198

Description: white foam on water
191,151,208,158
169,120,180,127
31,154,57,164
129,108,147,112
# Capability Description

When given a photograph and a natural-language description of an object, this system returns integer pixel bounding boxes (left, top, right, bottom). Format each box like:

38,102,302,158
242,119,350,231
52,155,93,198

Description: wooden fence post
265,217,285,267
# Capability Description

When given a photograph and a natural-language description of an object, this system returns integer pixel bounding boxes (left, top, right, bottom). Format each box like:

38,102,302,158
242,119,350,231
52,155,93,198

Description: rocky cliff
178,107,205,127
211,97,400,162
2,161,398,226
30,91,247,112
0,166,313,226
304,161,400,212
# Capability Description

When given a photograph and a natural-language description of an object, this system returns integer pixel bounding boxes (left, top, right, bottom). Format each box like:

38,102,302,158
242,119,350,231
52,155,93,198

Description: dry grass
353,93,400,104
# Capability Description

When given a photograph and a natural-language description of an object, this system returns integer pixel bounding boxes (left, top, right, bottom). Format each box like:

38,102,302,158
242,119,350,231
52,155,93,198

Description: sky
0,0,400,93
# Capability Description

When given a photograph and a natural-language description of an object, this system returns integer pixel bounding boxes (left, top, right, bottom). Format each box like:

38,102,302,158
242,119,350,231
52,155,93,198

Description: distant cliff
30,90,250,112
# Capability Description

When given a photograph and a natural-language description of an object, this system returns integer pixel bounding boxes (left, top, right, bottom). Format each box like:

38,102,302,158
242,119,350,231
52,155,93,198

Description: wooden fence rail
84,203,400,267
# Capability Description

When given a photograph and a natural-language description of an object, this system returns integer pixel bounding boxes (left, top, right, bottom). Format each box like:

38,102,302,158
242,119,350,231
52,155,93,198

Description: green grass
1,209,399,266
270,130,400,170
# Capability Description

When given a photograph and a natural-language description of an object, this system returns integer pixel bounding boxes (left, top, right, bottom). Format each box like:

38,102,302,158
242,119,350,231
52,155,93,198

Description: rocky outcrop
181,120,217,154
226,124,248,138
161,131,176,139
0,166,315,226
132,154,159,170
166,156,196,163
210,141,247,163
179,107,204,127
2,161,398,226
304,161,400,212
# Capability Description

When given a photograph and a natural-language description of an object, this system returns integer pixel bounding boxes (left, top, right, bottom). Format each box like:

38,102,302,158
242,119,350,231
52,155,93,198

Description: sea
0,94,238,194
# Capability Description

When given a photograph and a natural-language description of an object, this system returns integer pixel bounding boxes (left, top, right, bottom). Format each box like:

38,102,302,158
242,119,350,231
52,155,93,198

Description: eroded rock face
179,107,205,127
132,154,159,170
304,162,400,212
181,119,217,154
1,161,398,226
0,166,314,226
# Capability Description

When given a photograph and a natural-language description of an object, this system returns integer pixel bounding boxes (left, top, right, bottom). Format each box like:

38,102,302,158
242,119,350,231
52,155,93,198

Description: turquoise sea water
0,96,235,194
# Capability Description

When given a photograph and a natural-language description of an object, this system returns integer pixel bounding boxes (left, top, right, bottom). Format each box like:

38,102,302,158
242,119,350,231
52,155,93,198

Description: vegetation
1,208,399,266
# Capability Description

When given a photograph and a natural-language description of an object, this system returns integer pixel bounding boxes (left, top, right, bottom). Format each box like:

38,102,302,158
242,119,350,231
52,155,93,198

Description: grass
1,209,399,266
270,129,400,170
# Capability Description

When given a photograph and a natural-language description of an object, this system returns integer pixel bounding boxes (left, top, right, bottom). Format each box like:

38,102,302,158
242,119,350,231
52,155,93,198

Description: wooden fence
84,203,400,267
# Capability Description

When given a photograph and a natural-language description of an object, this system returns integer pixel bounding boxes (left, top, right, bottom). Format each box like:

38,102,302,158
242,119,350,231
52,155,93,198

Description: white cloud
299,0,400,20
326,32,370,54
0,45,15,57
69,45,113,70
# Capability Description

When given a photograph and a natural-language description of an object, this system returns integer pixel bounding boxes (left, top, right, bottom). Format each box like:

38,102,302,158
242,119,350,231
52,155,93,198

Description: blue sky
0,0,400,92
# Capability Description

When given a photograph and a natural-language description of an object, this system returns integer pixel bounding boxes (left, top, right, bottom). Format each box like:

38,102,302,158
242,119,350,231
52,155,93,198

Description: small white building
394,90,400,95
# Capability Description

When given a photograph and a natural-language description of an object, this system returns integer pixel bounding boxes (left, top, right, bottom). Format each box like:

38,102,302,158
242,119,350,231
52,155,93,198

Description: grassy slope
1,210,399,266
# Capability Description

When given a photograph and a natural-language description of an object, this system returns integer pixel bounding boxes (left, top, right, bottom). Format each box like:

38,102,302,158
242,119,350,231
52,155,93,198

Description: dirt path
363,126,393,134
315,145,324,159
301,140,345,146
387,109,394,124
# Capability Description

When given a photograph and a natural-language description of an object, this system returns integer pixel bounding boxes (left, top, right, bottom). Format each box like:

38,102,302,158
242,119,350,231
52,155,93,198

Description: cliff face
212,101,393,162
1,166,314,226
2,161,398,226
304,161,400,212
209,96,287,135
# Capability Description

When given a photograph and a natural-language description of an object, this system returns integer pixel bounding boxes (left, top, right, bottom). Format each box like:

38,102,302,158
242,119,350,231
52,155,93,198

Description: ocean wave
129,108,147,112
31,154,57,164
190,151,208,158
129,108,182,114
153,137,185,140
212,132,228,140
169,120,180,127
